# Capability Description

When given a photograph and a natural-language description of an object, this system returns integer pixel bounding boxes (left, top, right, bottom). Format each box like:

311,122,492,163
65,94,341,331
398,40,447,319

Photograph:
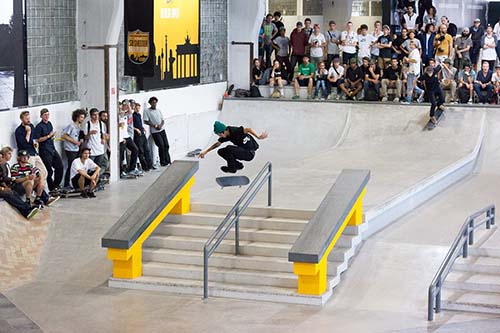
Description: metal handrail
427,204,496,321
203,162,272,299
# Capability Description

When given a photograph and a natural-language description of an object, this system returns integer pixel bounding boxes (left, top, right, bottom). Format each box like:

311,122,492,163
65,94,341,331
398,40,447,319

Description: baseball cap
474,18,481,23
496,65,500,69
296,21,303,27
349,57,357,64
382,25,390,30
18,150,29,157
333,57,340,63
213,121,227,134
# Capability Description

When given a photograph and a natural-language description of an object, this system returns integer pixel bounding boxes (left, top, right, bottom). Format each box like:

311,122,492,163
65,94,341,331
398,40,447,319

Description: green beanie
213,121,227,134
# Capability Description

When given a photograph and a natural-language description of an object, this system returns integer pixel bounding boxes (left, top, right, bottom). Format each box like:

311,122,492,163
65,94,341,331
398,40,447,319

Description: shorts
342,52,357,65
297,78,311,87
329,79,344,87
71,170,96,189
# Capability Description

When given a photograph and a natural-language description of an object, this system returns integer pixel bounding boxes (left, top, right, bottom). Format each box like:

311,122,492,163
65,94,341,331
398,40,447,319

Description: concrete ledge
362,112,486,238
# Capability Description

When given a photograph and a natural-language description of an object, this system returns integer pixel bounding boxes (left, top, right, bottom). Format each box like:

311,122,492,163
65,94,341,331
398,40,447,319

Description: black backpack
250,85,262,97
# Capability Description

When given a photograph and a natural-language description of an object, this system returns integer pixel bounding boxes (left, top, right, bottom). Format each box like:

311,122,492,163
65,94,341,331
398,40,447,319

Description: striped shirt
10,163,38,179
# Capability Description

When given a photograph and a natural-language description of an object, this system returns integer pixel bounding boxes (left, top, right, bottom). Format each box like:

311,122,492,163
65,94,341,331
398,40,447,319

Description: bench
102,160,198,279
288,169,370,295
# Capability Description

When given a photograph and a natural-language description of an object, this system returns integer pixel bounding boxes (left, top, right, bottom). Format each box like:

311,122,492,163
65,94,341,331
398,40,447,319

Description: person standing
403,41,425,104
357,24,373,66
470,18,485,69
377,25,393,69
325,21,340,68
455,27,473,70
403,5,418,31
434,24,453,64
144,97,171,167
341,21,358,67
494,17,500,62
15,111,48,180
262,14,277,68
133,103,154,172
272,27,292,79
420,23,436,67
370,21,383,63
289,22,309,81
118,100,139,176
309,24,326,69
481,25,498,71
34,108,63,192
83,108,108,169
62,109,86,187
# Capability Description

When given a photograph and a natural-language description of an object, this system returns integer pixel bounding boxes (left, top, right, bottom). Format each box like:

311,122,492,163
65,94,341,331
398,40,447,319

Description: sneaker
152,165,158,170
26,207,39,220
393,97,399,103
235,162,244,170
80,191,88,199
87,191,96,198
46,196,60,207
120,171,128,178
381,97,388,102
220,166,237,174
430,116,437,124
320,97,326,101
292,95,300,100
468,99,473,104
417,91,425,103
450,100,457,104
438,105,445,111
34,197,44,208
401,100,410,105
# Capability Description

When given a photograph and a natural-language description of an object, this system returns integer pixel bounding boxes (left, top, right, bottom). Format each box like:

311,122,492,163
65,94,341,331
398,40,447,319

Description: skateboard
216,176,250,188
424,108,445,131
59,183,106,198
187,148,202,157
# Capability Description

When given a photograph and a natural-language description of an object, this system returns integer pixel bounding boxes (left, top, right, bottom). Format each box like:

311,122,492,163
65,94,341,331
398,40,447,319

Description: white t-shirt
370,31,383,56
83,120,106,156
492,72,500,84
341,31,358,54
403,13,418,30
70,158,98,181
328,65,345,80
408,48,421,75
309,33,326,57
358,34,374,59
119,114,130,141
482,35,497,61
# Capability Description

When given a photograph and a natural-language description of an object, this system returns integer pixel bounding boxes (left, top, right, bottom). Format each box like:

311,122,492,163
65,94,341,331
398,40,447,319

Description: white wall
0,101,81,158
120,82,227,161
228,0,267,90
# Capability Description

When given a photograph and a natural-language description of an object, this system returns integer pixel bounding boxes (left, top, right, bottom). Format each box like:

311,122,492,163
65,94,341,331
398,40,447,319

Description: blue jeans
314,80,327,98
474,83,493,104
406,73,423,102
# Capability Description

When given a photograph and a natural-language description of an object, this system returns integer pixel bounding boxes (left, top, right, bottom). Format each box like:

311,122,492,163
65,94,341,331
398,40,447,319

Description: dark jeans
64,150,79,187
474,83,493,104
428,88,445,117
276,55,291,82
152,130,171,166
0,190,32,217
290,54,304,81
263,43,272,68
217,146,255,169
120,137,139,172
471,41,481,67
134,134,153,170
39,149,63,191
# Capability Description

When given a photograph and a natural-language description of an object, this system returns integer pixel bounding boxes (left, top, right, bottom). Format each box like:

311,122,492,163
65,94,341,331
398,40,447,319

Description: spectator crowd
0,97,171,219
255,8,500,105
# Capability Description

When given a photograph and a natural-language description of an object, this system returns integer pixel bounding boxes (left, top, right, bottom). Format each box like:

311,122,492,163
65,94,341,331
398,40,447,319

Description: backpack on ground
250,85,262,97
234,89,251,98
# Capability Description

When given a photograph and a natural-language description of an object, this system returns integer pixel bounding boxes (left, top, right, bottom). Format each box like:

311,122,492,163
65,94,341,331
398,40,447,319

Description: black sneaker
34,198,44,209
235,162,244,170
87,191,96,198
80,191,88,199
220,166,237,174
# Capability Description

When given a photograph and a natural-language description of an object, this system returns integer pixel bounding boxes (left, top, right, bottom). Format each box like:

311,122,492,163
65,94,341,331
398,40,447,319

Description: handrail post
486,210,492,229
468,219,474,245
428,287,435,321
435,279,442,313
203,247,209,299
235,208,240,255
268,163,272,207
492,207,496,225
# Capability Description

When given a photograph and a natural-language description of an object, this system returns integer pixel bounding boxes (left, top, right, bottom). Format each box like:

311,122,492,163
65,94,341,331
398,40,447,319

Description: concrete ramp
191,99,484,235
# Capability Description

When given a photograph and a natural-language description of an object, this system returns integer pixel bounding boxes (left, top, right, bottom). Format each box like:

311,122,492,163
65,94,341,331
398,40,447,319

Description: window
269,0,297,15
302,0,322,16
352,0,382,17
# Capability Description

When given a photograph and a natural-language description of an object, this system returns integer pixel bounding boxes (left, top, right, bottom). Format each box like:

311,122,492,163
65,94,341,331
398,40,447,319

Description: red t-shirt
290,29,308,56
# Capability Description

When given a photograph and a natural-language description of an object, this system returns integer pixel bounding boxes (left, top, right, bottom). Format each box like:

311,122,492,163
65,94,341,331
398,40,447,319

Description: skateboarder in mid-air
199,121,268,173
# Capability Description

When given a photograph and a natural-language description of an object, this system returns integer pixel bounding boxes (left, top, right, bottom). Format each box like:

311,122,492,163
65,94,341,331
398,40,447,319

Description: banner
124,0,155,77
143,0,200,89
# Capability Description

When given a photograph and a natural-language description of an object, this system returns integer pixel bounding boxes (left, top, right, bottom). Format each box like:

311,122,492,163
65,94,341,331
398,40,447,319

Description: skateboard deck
425,109,444,131
187,148,202,157
216,176,250,188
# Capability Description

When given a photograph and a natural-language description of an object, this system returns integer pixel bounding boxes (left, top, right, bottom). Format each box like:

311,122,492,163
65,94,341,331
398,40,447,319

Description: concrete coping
288,169,370,263
101,160,199,249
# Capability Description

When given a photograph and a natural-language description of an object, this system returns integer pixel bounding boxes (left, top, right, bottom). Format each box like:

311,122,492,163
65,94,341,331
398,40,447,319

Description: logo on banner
127,30,150,65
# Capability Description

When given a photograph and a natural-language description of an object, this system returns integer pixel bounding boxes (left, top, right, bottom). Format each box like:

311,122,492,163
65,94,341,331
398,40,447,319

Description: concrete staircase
109,204,365,305
441,232,500,315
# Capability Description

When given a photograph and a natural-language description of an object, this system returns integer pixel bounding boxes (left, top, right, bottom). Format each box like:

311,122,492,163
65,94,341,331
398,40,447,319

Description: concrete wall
433,0,487,30
322,0,353,29
26,0,78,106
228,0,267,90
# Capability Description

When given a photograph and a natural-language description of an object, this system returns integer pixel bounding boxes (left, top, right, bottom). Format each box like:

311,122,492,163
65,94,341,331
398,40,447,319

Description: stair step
143,262,298,288
109,275,332,305
441,290,500,315
190,203,315,220
165,212,309,232
453,256,500,275
142,247,345,275
444,272,500,293
468,247,500,259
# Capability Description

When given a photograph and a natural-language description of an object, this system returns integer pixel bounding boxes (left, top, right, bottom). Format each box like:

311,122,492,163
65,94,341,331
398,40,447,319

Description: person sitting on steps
199,121,268,174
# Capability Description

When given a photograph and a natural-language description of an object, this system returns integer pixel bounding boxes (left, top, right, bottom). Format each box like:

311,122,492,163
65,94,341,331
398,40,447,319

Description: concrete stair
441,250,500,315
109,205,364,305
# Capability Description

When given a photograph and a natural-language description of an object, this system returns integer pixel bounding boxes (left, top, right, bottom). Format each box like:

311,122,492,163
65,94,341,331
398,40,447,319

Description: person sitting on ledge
0,149,39,219
70,148,101,198
199,121,268,174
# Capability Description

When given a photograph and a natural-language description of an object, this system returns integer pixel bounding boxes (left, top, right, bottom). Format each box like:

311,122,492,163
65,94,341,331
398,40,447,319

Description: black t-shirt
218,126,259,151
378,34,393,58
365,67,381,80
273,21,284,40
422,73,439,91
346,66,364,82
271,69,282,79
253,67,262,83
384,65,402,80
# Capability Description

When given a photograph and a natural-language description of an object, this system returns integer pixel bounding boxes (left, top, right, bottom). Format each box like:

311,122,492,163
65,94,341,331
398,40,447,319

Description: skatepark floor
2,101,500,332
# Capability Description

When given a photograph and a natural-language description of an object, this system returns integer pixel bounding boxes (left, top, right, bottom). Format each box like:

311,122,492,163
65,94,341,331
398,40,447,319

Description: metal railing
203,162,272,299
427,204,495,321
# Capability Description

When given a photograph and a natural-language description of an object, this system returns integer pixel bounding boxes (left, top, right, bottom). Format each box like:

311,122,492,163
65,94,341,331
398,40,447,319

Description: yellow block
107,176,195,279
294,187,366,295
